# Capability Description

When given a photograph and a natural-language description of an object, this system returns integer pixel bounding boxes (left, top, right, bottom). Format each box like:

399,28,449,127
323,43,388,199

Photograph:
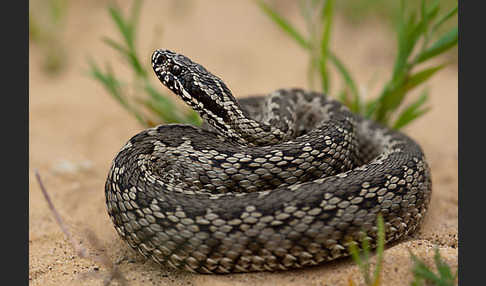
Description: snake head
152,49,195,97
151,49,219,100
151,49,240,122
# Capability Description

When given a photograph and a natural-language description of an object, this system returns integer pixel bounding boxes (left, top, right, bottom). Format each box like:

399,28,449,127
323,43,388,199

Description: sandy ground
29,1,458,285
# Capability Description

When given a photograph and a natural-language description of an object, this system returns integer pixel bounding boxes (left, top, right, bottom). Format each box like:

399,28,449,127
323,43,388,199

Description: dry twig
34,169,128,286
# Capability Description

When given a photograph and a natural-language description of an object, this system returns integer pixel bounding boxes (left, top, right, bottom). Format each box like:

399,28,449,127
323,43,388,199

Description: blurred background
29,1,458,285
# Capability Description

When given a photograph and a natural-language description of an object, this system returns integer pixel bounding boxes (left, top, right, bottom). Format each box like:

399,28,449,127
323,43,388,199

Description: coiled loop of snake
105,49,432,273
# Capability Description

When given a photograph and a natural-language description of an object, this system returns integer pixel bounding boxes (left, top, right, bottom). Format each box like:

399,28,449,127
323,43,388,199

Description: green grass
347,214,385,286
29,0,69,75
410,248,458,286
257,0,457,129
336,0,457,30
88,0,200,127
346,215,457,286
91,0,457,130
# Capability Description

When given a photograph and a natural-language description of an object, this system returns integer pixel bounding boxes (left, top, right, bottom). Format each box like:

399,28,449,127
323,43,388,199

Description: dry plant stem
35,170,87,258
34,170,127,286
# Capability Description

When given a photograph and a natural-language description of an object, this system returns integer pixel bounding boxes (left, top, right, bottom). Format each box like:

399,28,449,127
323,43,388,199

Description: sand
29,1,457,285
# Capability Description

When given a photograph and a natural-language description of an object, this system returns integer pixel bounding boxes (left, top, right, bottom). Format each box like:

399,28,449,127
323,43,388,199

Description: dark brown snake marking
104,49,432,274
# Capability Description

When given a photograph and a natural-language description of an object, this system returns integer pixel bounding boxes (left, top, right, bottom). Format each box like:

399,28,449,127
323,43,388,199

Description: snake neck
194,90,288,146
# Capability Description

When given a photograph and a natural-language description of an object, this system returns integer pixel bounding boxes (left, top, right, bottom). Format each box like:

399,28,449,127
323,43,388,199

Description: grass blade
318,57,330,94
372,214,385,285
405,13,427,59
411,253,442,283
256,1,362,114
418,0,439,51
127,52,147,78
328,51,360,111
141,98,179,124
186,108,203,126
361,233,371,284
433,248,456,282
400,64,446,94
392,0,413,79
256,0,310,49
108,5,132,47
129,0,144,33
414,26,458,64
347,214,386,286
348,240,365,278
374,62,443,124
410,248,457,286
364,98,378,118
394,106,430,130
88,59,147,125
318,0,335,94
337,88,348,105
142,83,200,124
49,0,68,24
392,90,429,130
88,60,124,104
393,5,428,79
102,37,130,55
107,2,146,78
424,0,440,24
338,88,361,113
431,4,458,34
143,84,181,121
29,13,42,42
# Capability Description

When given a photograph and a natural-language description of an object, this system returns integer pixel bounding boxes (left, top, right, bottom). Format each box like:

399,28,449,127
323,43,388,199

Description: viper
104,49,432,274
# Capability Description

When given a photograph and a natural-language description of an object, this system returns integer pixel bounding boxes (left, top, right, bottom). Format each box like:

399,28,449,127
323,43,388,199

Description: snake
104,49,432,274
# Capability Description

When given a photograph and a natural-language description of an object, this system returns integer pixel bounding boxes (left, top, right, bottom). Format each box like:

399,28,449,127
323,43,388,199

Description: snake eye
171,64,181,76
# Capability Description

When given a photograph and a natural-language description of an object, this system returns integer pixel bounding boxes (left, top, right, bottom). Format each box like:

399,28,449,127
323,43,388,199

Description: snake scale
105,49,432,274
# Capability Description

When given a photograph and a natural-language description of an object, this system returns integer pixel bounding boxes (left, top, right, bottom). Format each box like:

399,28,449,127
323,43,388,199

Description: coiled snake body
105,49,432,274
